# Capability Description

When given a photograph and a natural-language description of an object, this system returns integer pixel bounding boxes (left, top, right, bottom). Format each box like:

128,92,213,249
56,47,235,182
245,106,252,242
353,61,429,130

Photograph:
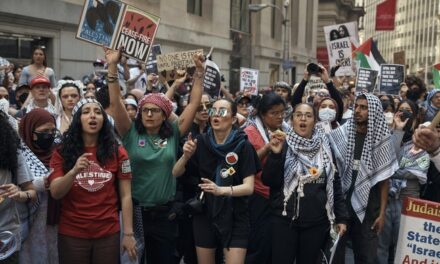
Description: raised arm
291,69,309,107
105,47,132,137
177,54,205,135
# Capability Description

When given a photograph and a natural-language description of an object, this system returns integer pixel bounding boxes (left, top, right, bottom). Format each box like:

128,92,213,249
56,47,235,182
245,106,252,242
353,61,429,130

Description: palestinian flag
353,37,386,71
432,63,440,89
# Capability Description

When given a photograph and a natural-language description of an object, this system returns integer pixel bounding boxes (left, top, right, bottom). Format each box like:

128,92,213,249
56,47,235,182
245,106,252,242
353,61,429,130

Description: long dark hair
30,46,48,67
59,104,118,173
0,111,20,174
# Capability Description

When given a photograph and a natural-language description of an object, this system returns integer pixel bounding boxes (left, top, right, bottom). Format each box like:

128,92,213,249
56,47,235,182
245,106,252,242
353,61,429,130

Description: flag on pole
353,38,386,72
432,63,440,89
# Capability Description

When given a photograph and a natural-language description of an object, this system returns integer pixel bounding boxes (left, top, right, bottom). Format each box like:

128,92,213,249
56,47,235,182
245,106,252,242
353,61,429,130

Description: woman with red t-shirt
48,98,136,264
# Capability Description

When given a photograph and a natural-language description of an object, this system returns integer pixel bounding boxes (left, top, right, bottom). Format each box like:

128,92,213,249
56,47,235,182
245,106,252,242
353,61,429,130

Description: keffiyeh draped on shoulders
329,93,398,222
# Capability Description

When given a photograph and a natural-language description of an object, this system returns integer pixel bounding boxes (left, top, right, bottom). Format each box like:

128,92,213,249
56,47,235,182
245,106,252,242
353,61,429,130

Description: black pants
175,215,197,264
333,212,378,264
271,215,329,264
142,208,178,264
245,194,272,264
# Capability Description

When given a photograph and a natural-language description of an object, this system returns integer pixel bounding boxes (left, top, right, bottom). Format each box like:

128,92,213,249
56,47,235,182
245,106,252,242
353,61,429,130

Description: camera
307,63,323,75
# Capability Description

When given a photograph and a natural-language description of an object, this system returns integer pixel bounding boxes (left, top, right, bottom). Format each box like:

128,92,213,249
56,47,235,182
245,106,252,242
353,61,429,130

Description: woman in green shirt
106,47,204,263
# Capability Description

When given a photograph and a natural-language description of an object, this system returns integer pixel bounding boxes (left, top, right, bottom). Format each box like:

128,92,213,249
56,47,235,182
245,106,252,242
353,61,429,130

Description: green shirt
122,121,179,207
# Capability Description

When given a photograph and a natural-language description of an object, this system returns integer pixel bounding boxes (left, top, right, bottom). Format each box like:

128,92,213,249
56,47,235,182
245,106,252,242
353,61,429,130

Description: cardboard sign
146,44,161,74
355,68,378,92
395,197,440,263
379,64,405,95
323,22,359,76
76,0,160,63
240,68,259,95
157,49,203,80
203,60,221,99
305,75,326,92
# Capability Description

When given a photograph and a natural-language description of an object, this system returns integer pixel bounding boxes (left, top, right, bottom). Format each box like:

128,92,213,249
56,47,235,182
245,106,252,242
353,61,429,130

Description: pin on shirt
138,139,146,147
225,152,238,165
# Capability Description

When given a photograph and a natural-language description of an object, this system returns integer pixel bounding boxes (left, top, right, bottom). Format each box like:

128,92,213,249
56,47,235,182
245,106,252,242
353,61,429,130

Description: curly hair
0,111,20,174
59,105,118,173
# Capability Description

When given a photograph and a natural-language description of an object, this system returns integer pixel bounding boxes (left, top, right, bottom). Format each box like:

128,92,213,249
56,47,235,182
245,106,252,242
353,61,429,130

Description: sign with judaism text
76,0,160,63
395,197,440,264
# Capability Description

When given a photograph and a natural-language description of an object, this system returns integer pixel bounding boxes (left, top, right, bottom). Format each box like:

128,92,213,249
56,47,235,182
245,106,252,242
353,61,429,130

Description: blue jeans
376,197,402,264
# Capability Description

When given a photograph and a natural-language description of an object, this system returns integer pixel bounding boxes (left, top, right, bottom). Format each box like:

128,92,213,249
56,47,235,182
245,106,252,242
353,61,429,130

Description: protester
18,108,59,264
107,47,204,263
243,93,286,263
18,46,56,88
54,80,82,133
329,93,398,264
124,98,138,121
405,75,426,106
15,76,56,118
262,103,348,264
49,99,136,264
0,110,37,263
376,100,429,264
316,97,340,131
236,95,251,118
173,98,260,264
273,81,293,122
423,89,440,122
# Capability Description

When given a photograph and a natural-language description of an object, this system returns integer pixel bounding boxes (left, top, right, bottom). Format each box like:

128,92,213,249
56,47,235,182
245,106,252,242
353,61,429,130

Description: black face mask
406,89,422,102
33,131,55,150
18,92,29,105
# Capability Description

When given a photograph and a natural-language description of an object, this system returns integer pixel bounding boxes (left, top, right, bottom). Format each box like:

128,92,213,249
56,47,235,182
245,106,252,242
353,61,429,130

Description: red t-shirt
49,145,132,239
244,125,270,198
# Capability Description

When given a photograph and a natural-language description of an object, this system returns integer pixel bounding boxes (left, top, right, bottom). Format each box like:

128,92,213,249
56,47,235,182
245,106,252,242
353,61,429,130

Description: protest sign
146,44,161,74
323,22,359,76
76,0,160,63
157,49,203,80
379,64,405,95
240,68,259,95
355,68,378,92
395,197,440,264
203,60,221,99
305,75,326,93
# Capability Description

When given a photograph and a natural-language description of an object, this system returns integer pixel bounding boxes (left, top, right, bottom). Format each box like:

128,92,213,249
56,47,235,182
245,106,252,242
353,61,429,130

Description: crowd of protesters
1,44,440,264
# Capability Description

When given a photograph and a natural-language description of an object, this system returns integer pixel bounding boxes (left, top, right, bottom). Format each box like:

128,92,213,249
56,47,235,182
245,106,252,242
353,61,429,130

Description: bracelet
123,232,134,237
107,76,119,83
25,191,31,203
429,146,440,157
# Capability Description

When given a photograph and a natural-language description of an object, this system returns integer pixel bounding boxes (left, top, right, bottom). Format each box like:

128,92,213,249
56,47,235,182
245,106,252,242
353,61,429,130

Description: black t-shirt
347,132,380,219
188,133,261,224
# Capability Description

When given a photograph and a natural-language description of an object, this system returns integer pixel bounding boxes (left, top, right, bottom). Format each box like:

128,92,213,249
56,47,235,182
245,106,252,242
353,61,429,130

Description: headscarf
283,126,336,223
72,98,103,116
138,93,173,118
424,89,440,122
329,93,398,222
19,108,56,167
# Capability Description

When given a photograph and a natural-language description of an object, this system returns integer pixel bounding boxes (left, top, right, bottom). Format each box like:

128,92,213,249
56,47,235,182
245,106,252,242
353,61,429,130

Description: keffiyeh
283,126,336,223
329,93,398,222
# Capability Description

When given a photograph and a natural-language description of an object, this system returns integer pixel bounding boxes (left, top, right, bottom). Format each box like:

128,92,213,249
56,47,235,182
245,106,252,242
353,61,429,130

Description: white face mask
0,98,10,114
319,108,336,122
384,112,394,125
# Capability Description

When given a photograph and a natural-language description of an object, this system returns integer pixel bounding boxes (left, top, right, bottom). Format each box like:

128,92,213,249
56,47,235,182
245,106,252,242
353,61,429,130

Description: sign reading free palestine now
395,197,440,264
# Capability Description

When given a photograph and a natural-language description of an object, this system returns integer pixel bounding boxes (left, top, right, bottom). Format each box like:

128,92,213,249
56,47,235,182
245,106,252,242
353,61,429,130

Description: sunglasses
208,108,228,117
197,102,213,112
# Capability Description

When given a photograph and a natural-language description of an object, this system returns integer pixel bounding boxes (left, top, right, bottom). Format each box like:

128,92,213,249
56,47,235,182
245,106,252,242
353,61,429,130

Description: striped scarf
283,126,336,223
329,93,398,222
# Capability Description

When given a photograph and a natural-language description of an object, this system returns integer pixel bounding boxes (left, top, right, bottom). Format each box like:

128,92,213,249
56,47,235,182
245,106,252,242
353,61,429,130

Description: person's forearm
50,169,77,199
378,179,389,216
165,81,175,100
291,79,307,107
218,177,254,197
256,144,270,160
172,155,189,177
121,190,134,235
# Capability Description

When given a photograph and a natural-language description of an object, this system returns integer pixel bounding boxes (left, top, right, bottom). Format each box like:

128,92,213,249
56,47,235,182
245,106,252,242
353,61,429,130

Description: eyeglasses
197,102,213,112
208,108,228,117
142,107,162,115
293,112,314,119
267,110,286,118
238,101,250,107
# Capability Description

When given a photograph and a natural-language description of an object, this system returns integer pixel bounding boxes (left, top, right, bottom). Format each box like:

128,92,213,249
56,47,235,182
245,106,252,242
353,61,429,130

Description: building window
271,0,276,39
187,0,202,16
0,33,48,61
231,0,250,32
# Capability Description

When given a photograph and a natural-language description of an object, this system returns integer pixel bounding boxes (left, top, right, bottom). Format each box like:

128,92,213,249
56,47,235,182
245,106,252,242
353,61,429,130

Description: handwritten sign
355,68,378,92
240,68,259,95
157,49,203,80
395,197,440,264
76,0,160,64
379,64,405,95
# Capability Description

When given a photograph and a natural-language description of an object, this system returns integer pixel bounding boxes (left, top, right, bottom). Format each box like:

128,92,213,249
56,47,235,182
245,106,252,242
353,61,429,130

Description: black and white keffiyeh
329,93,398,222
72,98,103,116
283,126,336,223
